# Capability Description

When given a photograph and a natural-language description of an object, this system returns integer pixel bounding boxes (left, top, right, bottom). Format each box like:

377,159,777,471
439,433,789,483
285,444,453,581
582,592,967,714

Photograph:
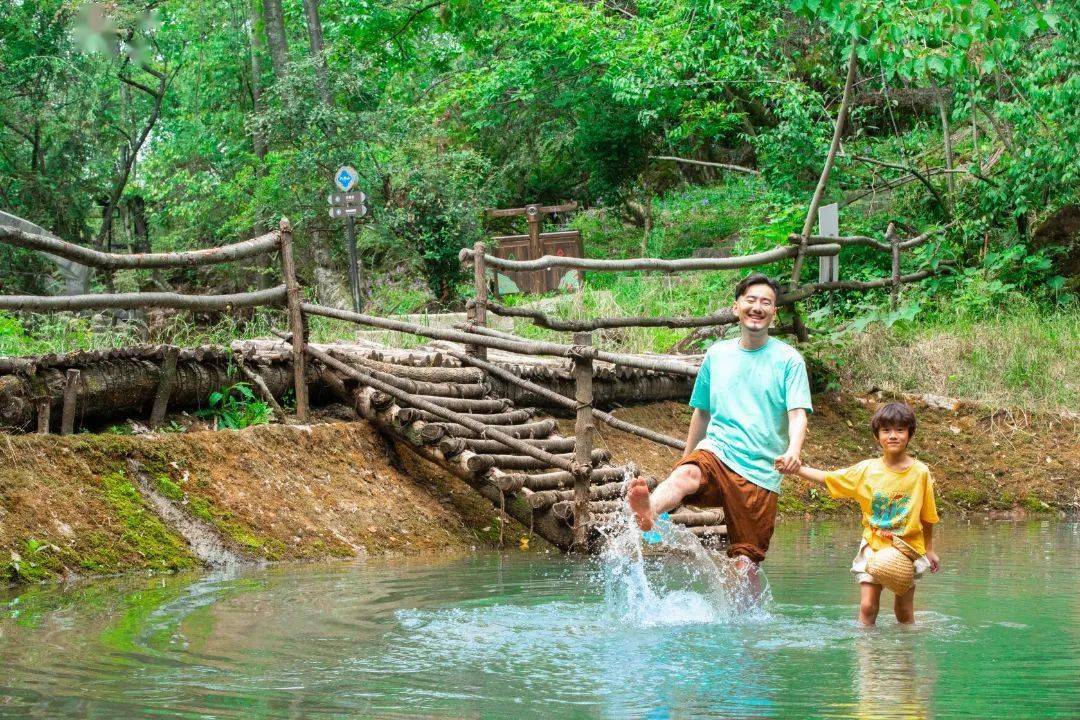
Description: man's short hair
870,402,917,437
734,273,782,301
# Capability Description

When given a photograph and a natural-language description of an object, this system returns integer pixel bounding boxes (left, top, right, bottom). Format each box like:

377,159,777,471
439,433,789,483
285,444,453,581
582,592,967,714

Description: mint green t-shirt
689,337,812,493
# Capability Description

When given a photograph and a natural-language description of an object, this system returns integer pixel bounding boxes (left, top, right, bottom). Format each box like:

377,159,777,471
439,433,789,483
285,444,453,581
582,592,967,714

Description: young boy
784,402,941,625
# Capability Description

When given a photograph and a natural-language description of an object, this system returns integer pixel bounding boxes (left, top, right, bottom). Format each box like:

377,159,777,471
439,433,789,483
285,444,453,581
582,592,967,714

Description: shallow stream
2,519,1077,718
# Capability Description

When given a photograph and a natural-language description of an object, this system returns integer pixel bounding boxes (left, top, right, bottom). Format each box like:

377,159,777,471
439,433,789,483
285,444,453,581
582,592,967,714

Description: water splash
592,475,771,627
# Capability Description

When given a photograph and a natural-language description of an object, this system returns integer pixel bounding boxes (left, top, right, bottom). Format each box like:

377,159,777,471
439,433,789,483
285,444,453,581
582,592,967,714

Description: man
627,273,811,590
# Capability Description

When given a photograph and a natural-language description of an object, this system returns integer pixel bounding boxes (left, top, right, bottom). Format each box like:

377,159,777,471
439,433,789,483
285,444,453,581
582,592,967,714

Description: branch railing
0,217,309,423
1,212,949,550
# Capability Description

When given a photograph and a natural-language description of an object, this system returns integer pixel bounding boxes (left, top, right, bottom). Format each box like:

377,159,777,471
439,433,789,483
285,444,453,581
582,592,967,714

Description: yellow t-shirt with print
824,457,940,555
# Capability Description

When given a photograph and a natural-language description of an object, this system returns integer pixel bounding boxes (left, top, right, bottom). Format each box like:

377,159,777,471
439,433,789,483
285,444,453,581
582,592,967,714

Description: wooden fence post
279,218,309,422
60,368,80,435
149,347,179,428
572,331,594,549
470,241,488,361
35,397,50,434
888,222,900,310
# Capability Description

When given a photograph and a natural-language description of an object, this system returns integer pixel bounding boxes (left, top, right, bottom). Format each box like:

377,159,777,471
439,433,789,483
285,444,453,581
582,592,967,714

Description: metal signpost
328,166,369,312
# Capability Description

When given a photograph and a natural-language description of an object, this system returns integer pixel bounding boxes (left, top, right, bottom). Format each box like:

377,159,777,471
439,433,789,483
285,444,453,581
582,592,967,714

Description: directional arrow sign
329,205,369,219
334,165,359,192
327,192,367,205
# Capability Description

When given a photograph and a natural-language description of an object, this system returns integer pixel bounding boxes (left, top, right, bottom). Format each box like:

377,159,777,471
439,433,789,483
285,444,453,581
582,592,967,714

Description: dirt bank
1,422,538,585
579,394,1080,517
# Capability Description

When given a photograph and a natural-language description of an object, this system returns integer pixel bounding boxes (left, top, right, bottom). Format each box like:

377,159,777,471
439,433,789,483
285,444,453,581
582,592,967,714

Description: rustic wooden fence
0,218,309,426
1,214,946,549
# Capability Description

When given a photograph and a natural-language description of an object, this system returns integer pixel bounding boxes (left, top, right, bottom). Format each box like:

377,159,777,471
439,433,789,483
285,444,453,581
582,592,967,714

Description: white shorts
851,539,932,586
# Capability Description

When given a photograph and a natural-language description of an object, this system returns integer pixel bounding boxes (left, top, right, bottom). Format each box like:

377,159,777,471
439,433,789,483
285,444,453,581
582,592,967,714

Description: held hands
773,450,802,475
926,550,941,573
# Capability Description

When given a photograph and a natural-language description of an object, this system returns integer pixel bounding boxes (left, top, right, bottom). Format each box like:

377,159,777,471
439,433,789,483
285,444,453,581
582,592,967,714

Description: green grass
824,305,1080,412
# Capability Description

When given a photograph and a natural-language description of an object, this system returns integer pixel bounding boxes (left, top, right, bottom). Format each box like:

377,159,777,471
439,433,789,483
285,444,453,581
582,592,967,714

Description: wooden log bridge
0,336,724,552
288,336,725,552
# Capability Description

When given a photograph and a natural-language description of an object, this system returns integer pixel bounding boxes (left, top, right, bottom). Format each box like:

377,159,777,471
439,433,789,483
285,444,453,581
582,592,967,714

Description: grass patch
826,305,1080,412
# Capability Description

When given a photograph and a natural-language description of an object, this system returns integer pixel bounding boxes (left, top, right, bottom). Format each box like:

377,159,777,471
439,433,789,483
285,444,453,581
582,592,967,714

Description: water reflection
0,520,1076,719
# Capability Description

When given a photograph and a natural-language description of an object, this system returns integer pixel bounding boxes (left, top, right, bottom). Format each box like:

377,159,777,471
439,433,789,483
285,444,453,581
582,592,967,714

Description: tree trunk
0,357,307,432
247,0,268,159
262,0,289,81
301,0,333,108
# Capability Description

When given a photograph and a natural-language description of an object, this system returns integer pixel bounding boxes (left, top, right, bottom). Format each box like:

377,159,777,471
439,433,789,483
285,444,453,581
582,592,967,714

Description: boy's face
876,425,911,453
732,283,777,332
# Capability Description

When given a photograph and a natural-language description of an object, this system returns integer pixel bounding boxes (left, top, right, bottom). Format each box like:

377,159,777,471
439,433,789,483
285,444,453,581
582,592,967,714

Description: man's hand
926,550,941,573
774,450,801,475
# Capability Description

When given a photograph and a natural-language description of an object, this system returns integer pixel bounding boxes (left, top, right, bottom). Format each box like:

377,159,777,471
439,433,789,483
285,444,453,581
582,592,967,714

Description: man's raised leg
626,464,703,531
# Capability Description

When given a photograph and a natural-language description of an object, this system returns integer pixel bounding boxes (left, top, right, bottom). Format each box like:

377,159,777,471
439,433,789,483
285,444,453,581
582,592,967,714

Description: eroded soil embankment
1,422,533,584
585,395,1080,516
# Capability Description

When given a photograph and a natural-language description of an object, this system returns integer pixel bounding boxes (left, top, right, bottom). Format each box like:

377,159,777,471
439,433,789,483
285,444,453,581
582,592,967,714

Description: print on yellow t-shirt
824,458,940,555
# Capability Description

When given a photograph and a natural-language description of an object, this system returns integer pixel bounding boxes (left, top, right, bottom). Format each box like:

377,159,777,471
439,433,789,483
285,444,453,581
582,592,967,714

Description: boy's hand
774,450,801,475
926,551,940,573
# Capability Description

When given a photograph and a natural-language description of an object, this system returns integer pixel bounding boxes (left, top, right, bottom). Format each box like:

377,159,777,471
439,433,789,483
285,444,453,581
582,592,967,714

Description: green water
1,520,1077,719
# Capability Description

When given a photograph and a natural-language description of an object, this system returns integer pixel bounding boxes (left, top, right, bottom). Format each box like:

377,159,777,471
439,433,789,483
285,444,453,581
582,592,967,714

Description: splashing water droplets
592,474,771,627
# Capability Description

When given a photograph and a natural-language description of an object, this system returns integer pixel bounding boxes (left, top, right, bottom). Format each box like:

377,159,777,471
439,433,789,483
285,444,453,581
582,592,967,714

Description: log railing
3,212,946,550
0,217,310,423
459,224,949,335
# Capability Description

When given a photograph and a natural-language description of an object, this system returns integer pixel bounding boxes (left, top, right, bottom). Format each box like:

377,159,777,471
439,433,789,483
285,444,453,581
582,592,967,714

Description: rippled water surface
1,520,1077,719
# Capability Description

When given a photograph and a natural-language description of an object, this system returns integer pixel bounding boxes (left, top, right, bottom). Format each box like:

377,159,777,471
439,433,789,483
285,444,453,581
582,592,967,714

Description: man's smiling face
732,282,778,332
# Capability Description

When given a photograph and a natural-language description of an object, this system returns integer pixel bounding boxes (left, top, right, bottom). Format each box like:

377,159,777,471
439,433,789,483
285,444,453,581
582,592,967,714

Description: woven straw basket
866,537,920,595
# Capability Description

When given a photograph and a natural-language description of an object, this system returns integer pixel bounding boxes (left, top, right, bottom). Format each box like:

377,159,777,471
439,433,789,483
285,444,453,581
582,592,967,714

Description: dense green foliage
0,0,1076,320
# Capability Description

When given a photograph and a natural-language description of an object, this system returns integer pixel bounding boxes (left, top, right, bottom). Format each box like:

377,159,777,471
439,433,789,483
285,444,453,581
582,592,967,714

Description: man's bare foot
626,477,655,531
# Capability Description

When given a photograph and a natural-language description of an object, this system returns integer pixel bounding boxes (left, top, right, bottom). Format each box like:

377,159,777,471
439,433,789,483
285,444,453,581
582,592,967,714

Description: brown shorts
676,449,777,563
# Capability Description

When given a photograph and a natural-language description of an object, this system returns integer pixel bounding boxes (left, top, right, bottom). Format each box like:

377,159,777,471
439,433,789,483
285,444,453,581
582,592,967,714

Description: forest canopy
0,0,1076,312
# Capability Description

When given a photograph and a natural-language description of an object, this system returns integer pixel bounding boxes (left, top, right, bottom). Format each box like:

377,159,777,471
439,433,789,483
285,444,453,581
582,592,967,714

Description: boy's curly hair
870,402,917,437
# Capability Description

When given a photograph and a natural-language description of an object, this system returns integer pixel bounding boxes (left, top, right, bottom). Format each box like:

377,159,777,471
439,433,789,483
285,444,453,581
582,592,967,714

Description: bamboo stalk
0,285,287,312
458,243,838,273
0,226,281,269
888,223,901,310
148,347,179,428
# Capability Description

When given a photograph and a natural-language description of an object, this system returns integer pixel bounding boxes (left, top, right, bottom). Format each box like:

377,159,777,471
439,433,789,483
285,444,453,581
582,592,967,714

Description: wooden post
888,223,900,310
149,347,179,428
279,218,309,422
571,331,594,549
60,368,80,435
471,240,488,361
35,397,50,434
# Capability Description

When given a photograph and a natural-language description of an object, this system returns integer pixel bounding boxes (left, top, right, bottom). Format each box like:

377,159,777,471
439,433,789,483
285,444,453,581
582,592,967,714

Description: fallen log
462,448,610,473
414,408,534,425
525,472,647,507
411,396,512,413
439,436,577,456
0,356,303,431
423,419,556,440
325,347,485,384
